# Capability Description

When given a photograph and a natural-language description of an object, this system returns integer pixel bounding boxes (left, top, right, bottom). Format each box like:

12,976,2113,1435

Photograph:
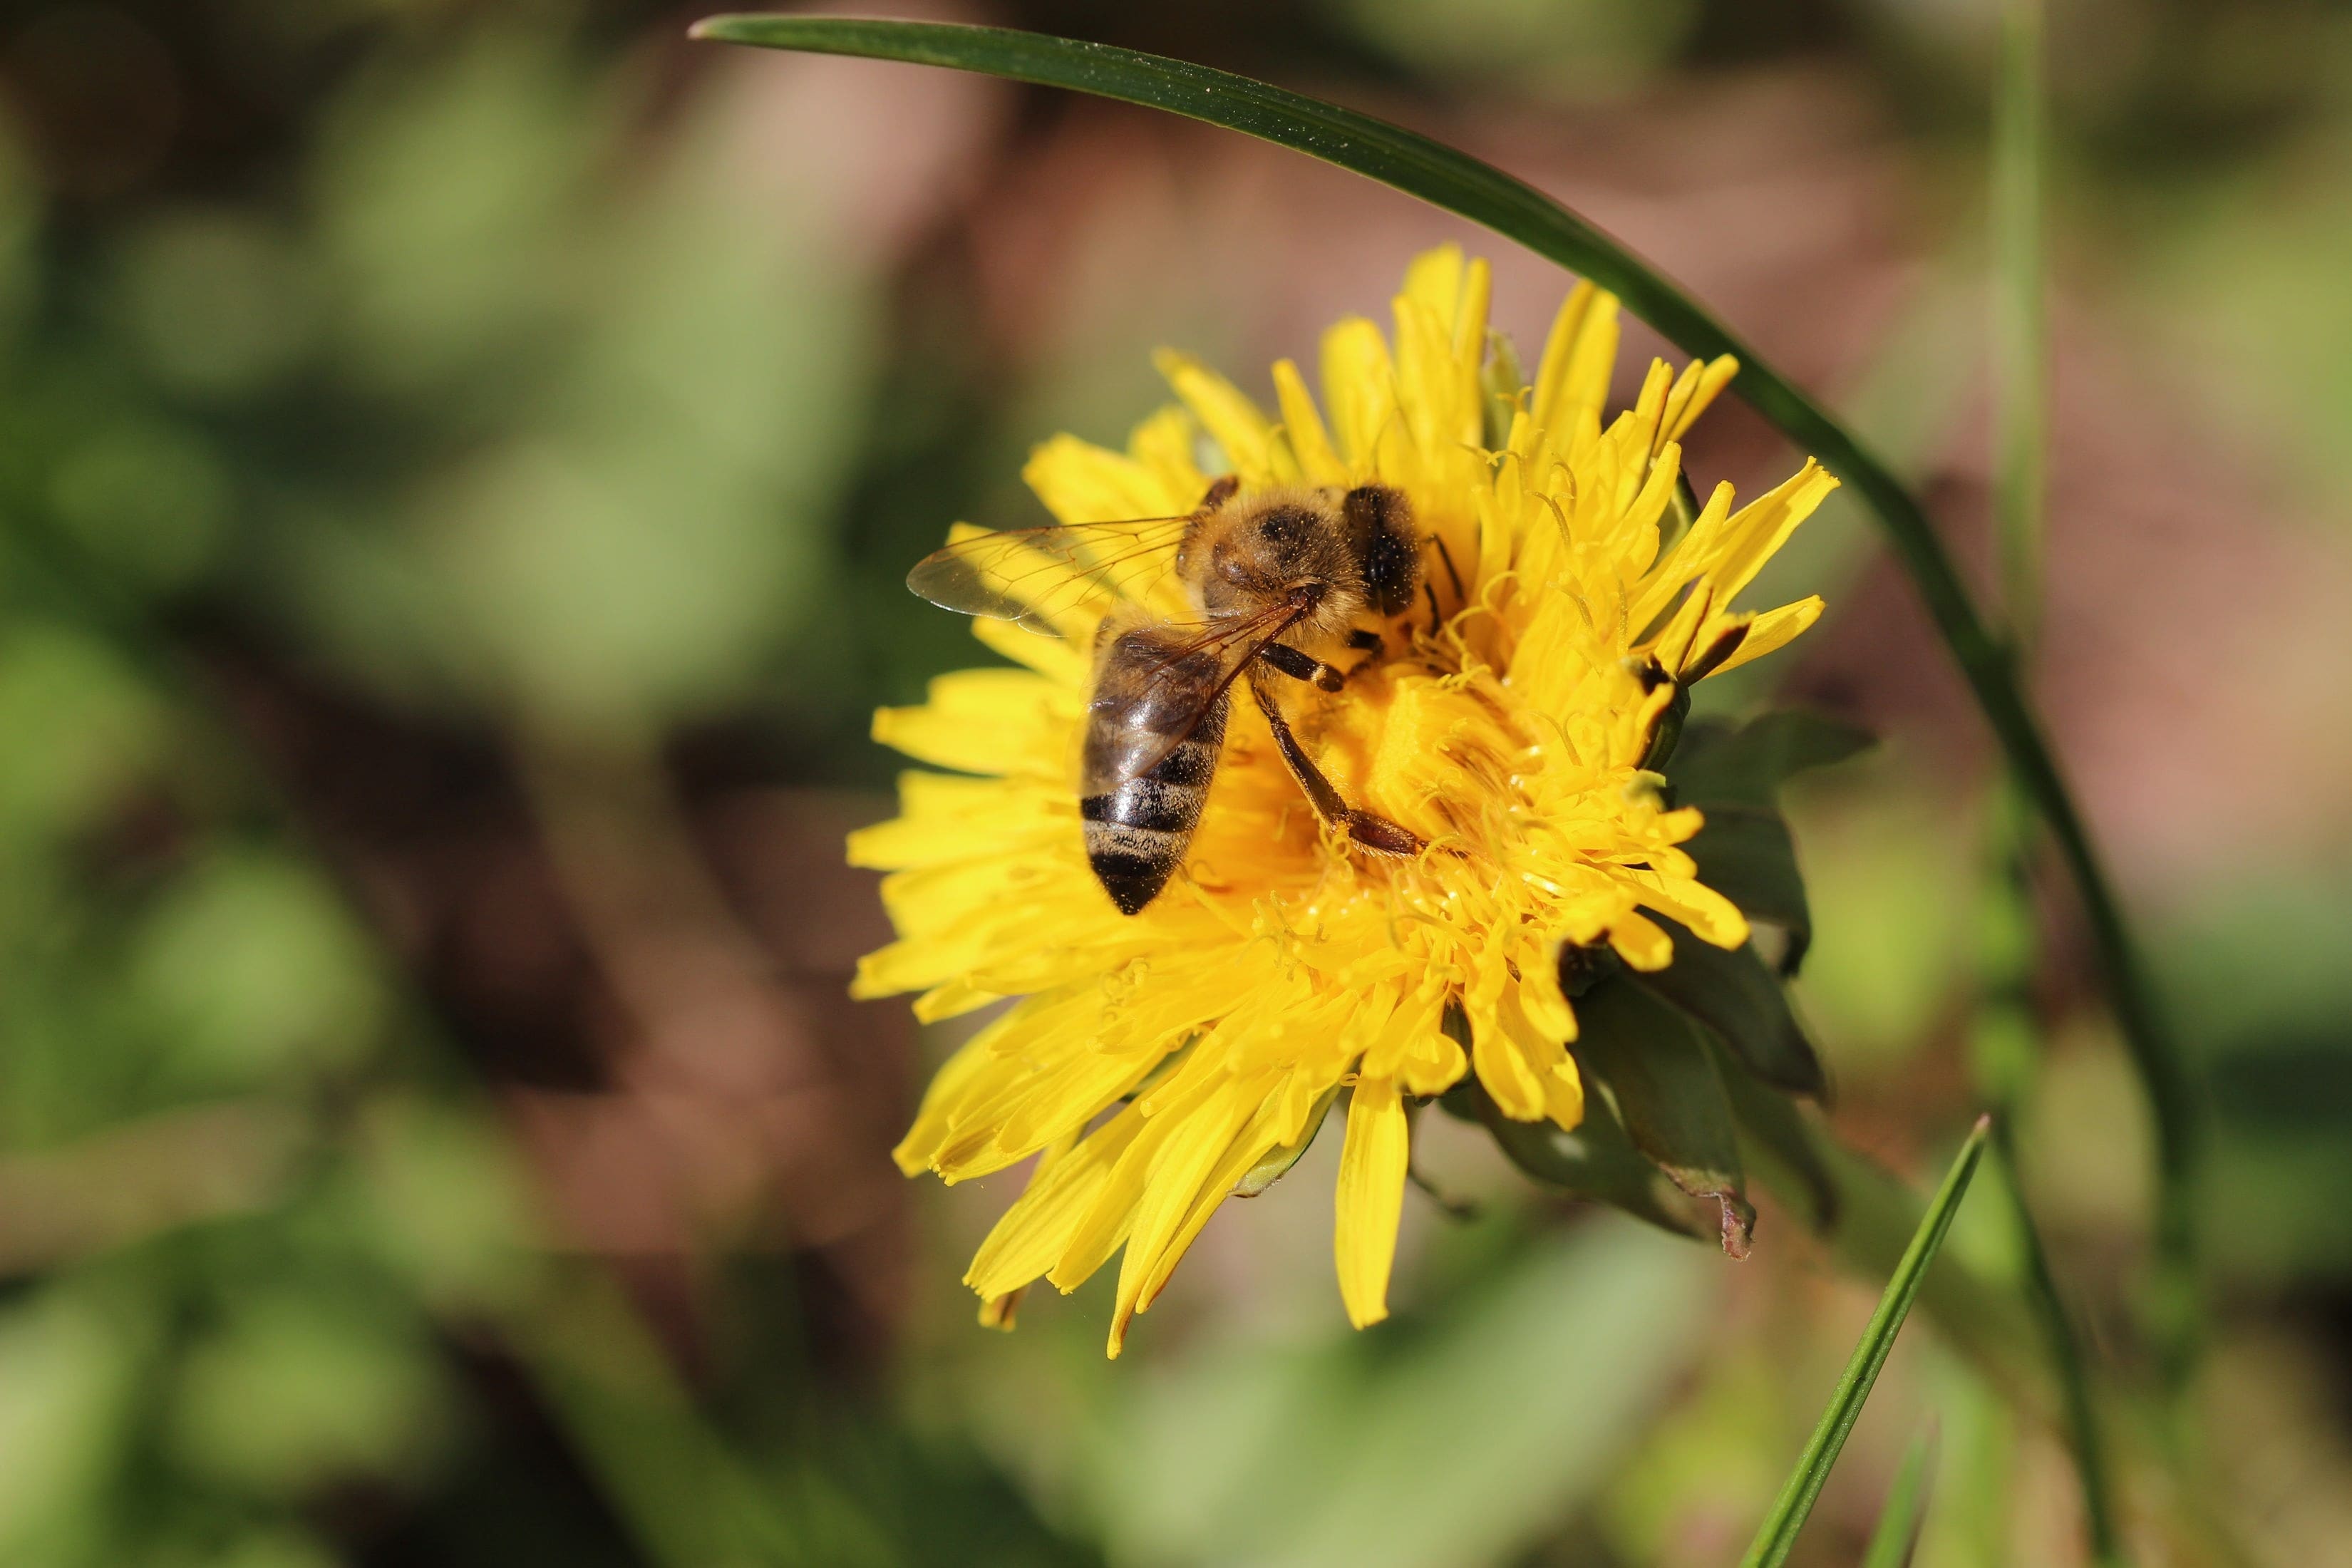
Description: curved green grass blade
688,15,2196,1321
1738,1116,1992,1568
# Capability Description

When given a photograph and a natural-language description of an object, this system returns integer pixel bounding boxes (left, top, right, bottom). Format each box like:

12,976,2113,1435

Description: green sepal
1628,914,1827,1098
1569,979,1756,1257
1639,678,1692,773
1554,939,1624,999
1707,1034,1840,1232
1233,1084,1339,1197
1670,709,1874,810
1683,805,1815,974
1441,1078,1703,1242
1673,709,1872,976
1659,471,1703,559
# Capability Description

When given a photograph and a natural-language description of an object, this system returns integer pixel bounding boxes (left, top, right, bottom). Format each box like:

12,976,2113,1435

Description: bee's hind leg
1247,668,1423,857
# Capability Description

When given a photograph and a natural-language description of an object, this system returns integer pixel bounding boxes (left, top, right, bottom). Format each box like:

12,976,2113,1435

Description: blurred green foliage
0,0,2345,1564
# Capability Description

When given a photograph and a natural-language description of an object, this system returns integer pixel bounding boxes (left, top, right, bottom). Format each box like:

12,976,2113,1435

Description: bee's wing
1108,600,1306,783
906,517,1195,637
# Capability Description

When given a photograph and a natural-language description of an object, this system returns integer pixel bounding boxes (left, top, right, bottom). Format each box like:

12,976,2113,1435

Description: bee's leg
1430,535,1467,602
1257,640,1346,693
1247,669,1423,857
1336,626,1392,679
1197,475,1240,511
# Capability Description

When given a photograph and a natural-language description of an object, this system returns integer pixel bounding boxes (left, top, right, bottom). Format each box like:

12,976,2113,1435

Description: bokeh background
1,0,2348,1563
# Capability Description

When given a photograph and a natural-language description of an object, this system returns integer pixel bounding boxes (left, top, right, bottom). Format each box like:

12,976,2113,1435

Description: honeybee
908,477,1431,914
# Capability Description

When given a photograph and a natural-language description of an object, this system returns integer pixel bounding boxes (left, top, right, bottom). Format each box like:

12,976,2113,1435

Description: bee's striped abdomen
1080,626,1231,915
1080,693,1225,915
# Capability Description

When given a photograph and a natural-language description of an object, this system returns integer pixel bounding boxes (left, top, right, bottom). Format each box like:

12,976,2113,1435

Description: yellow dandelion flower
852,247,1837,1356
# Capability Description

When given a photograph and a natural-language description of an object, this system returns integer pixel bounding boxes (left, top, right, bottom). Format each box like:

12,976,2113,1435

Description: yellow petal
1607,908,1674,971
1706,460,1840,604
1708,596,1824,676
872,669,1072,776
1631,480,1736,634
1517,951,1576,1041
1544,1057,1586,1133
1470,999,1545,1120
1614,360,1676,500
1048,1064,1220,1298
1452,255,1492,366
986,1037,1180,1160
1360,982,1438,1081
1401,244,1464,322
1631,872,1750,950
1613,442,1684,582
1023,432,1181,525
966,1116,1142,1298
847,773,1057,872
892,1000,1049,1172
1126,405,1209,503
910,980,1006,1023
1664,354,1739,442
1107,1078,1259,1356
1392,294,1474,457
1531,281,1619,435
1334,1077,1409,1329
855,872,1117,1004
1155,349,1287,485
1272,357,1347,483
1133,1086,1306,1316
1319,316,1398,469
973,614,1091,684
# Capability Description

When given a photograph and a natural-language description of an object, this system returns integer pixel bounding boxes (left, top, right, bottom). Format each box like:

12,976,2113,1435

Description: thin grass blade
1993,0,2048,645
1860,1427,1939,1568
1985,0,2131,1552
688,17,2197,1316
1738,1115,1993,1568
